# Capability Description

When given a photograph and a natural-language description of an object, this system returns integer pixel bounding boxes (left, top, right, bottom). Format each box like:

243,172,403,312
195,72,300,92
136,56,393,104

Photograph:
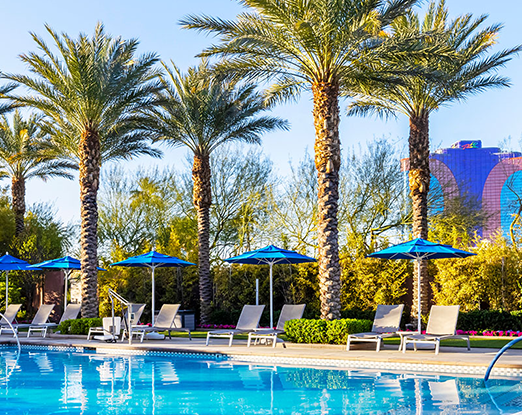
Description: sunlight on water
0,349,521,414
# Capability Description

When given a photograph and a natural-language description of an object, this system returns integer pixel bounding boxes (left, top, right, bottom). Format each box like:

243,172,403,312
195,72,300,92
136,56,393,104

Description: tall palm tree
348,0,521,316
3,24,163,317
0,111,76,235
181,0,419,319
148,61,288,323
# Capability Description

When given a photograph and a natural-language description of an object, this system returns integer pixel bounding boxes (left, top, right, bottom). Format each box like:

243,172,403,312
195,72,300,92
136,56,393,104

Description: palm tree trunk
11,176,25,236
409,112,431,319
193,153,212,324
312,82,341,320
79,128,101,318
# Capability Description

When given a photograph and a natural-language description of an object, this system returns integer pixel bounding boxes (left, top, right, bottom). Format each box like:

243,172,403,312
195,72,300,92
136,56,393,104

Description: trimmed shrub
457,310,522,332
284,318,372,345
58,318,103,335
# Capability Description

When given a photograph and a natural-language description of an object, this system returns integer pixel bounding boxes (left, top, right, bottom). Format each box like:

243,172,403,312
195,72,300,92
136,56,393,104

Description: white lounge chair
347,304,405,352
0,304,55,337
402,305,470,354
88,317,121,342
27,303,81,337
247,304,305,348
206,305,265,347
133,304,192,342
0,304,22,328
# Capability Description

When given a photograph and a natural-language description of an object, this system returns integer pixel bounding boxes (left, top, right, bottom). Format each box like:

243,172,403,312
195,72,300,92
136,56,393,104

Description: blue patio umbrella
111,251,195,326
224,245,316,328
367,238,475,333
0,253,38,308
30,256,106,310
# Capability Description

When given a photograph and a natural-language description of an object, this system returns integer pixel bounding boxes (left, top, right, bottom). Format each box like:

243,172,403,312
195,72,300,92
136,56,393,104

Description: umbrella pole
151,266,156,327
5,271,8,308
417,258,422,333
269,262,273,328
64,269,70,311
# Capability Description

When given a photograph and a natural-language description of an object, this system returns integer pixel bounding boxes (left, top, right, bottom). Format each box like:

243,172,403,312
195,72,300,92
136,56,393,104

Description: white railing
108,289,134,345
0,312,21,353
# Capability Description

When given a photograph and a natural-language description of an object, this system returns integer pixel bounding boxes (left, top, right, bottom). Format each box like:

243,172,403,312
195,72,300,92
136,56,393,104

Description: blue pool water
0,348,521,414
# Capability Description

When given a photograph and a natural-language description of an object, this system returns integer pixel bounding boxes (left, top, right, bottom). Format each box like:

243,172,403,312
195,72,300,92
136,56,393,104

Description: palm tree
0,111,76,235
181,0,419,319
348,0,521,316
3,24,163,317
148,61,288,323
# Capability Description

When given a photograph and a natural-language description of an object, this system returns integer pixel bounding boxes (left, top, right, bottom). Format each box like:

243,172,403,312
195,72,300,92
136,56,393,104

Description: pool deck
3,333,522,378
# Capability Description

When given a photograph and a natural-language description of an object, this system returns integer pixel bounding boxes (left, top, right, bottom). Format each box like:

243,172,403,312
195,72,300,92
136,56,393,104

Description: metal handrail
0,312,21,354
108,288,133,345
484,336,522,381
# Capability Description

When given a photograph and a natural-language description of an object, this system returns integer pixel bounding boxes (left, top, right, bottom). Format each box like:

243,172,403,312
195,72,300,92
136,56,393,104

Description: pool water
0,348,521,414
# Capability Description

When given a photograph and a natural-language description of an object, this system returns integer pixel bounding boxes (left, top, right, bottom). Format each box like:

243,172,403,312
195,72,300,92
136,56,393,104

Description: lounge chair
247,304,306,348
27,303,81,337
0,304,22,328
133,304,192,342
88,317,121,342
206,305,265,347
402,305,470,354
0,304,55,337
346,304,405,352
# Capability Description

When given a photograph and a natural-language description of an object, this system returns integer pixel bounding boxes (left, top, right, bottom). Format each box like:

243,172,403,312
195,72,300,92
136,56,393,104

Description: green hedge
57,318,103,335
284,318,373,345
457,310,522,332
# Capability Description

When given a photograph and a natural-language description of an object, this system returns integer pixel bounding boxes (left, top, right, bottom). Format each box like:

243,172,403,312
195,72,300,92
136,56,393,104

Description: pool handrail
0,311,20,353
484,336,522,381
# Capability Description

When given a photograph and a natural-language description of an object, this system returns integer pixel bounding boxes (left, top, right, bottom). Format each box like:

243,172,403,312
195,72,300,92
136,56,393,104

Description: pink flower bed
456,329,522,337
199,324,236,329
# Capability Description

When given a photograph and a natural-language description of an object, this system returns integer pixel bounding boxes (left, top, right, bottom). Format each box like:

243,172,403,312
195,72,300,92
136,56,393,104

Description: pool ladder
0,312,21,354
484,336,522,381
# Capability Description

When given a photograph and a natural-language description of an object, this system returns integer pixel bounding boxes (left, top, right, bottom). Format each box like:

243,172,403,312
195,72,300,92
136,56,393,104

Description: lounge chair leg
247,334,252,347
376,337,382,352
402,340,406,353
206,332,210,346
272,336,277,348
228,335,233,347
466,337,470,351
188,330,192,341
414,342,417,352
346,337,351,351
435,339,440,355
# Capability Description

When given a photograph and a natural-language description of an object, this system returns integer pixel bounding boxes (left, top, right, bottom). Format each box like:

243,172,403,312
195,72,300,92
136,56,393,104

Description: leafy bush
58,318,102,335
285,318,372,345
457,310,522,332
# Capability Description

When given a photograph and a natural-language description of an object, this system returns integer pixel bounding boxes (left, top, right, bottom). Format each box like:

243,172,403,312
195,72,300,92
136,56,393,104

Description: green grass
384,337,522,349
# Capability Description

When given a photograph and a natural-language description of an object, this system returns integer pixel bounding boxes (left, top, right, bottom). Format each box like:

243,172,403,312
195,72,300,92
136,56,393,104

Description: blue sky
1,0,521,225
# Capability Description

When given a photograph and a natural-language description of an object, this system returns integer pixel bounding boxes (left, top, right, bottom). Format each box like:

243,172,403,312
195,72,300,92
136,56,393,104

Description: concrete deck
3,334,522,378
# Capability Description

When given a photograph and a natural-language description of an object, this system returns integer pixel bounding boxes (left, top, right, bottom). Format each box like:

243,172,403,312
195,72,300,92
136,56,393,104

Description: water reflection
0,349,521,414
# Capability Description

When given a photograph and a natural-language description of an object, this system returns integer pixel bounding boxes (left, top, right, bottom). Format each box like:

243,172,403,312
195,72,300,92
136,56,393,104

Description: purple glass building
402,140,522,239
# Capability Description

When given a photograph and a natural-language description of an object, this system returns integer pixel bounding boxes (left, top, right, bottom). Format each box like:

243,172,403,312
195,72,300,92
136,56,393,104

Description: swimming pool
0,347,521,414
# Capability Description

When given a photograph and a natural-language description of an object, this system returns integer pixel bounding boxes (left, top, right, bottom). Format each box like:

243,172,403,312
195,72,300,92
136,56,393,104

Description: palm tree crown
149,60,288,323
2,23,163,317
0,111,76,235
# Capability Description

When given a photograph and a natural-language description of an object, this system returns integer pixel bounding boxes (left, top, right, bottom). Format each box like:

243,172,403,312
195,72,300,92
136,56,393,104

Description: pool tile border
3,344,522,378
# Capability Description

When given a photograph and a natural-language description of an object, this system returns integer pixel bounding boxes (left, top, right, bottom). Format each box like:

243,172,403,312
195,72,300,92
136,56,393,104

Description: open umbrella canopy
367,238,475,261
111,251,195,268
31,256,106,271
225,245,316,328
225,245,316,265
111,251,195,325
0,254,33,271
367,238,475,333
0,253,38,309
30,256,106,310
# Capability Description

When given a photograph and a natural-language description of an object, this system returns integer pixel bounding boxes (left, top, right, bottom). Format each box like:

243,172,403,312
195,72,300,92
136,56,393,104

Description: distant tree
348,0,521,316
3,24,163,317
0,111,75,235
147,61,287,323
181,0,419,320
